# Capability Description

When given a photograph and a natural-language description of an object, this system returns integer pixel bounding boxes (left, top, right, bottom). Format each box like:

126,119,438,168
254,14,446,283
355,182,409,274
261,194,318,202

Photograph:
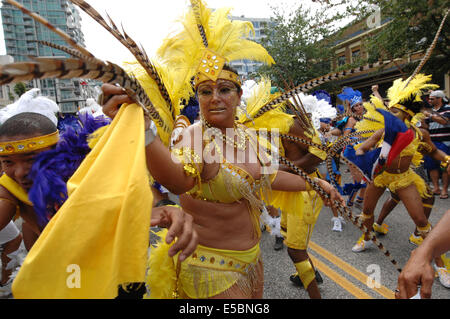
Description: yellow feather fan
355,97,385,138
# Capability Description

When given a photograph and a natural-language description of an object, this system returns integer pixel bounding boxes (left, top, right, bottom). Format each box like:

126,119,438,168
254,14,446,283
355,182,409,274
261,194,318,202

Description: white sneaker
338,216,346,225
0,281,12,298
434,265,450,288
352,236,374,252
332,217,342,232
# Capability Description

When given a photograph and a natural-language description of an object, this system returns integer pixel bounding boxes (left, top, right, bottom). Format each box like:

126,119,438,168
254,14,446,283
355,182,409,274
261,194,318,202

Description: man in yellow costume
268,93,338,299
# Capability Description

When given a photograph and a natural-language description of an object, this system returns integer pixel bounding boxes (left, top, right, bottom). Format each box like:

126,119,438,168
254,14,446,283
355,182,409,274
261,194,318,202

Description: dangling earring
238,101,255,125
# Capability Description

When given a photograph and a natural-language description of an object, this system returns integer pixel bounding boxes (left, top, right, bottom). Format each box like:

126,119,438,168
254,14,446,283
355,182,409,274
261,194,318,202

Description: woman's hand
99,83,134,120
316,178,346,208
151,205,198,262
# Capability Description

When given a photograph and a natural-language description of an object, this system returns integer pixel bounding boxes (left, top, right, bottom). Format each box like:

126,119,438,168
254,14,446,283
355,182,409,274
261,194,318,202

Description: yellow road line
309,255,373,299
309,241,395,299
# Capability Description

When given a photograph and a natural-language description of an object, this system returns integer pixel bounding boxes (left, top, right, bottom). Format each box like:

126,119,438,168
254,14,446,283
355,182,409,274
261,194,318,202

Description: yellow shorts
271,189,323,250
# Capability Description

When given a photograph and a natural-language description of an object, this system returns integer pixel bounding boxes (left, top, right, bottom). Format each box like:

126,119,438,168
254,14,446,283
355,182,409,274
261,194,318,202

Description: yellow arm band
171,147,203,188
441,155,450,168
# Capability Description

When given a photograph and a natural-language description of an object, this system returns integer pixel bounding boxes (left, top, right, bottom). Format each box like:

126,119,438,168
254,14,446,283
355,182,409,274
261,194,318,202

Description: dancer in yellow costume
349,74,448,255
255,92,336,299
101,0,343,299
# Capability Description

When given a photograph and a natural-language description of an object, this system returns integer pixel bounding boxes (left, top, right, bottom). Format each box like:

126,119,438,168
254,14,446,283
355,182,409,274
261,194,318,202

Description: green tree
13,82,27,97
321,0,449,78
258,4,337,86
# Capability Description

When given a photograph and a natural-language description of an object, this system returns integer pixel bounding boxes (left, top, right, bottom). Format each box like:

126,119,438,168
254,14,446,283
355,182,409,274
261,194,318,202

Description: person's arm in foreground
396,210,450,299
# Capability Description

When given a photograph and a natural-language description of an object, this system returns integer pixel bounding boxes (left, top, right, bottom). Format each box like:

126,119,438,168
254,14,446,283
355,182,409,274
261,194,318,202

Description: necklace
202,117,248,151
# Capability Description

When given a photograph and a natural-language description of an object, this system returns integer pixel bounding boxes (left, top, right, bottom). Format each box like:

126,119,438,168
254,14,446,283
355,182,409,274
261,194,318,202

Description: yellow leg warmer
417,223,432,237
294,259,315,289
422,203,433,209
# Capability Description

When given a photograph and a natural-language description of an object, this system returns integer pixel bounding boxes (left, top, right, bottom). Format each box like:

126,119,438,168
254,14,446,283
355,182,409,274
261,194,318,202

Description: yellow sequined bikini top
188,158,271,206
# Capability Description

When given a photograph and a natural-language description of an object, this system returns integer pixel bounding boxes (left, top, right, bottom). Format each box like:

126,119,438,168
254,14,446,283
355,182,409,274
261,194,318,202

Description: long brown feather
5,0,94,59
0,58,168,132
68,0,174,119
404,8,449,88
253,60,393,119
279,155,402,273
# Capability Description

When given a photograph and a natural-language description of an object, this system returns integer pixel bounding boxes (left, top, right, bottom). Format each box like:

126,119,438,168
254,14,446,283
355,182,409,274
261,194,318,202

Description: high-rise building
229,16,274,80
1,0,95,112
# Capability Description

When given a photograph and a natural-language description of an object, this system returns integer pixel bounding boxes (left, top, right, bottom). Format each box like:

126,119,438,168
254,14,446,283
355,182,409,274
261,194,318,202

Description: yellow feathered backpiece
157,0,275,89
354,96,386,138
238,77,294,135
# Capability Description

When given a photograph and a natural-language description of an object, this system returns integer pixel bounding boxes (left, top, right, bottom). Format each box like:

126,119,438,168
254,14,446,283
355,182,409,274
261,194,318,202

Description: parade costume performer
343,74,444,255
338,87,367,208
0,88,109,295
0,89,60,293
242,88,338,298
138,0,343,299
0,0,198,298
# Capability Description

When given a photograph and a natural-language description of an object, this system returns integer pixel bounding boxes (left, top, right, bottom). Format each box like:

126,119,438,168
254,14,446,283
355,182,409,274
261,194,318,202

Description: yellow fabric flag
12,104,153,298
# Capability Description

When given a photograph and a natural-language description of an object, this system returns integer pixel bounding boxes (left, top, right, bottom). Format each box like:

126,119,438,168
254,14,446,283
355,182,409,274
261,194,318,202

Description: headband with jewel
0,131,59,155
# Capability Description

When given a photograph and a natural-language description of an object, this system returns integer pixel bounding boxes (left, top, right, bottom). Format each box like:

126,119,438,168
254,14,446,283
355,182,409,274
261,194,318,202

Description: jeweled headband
0,131,59,155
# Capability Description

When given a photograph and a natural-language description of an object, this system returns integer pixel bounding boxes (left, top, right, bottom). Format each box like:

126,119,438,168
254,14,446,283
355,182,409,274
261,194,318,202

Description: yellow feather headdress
157,0,275,91
387,74,438,117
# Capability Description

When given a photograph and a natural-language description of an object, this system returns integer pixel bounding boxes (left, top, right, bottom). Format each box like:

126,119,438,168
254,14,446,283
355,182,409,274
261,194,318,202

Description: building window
351,49,361,63
337,54,346,66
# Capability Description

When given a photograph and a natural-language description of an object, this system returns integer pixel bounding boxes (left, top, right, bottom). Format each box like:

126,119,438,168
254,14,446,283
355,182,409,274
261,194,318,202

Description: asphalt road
261,170,450,299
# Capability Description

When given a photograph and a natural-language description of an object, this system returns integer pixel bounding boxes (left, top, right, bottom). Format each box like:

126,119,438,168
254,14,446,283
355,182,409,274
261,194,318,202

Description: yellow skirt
145,233,261,299
178,243,261,299
373,169,432,198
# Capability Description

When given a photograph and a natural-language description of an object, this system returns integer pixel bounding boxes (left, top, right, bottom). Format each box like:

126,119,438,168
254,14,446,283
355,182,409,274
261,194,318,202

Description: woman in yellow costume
101,0,343,299
347,74,447,254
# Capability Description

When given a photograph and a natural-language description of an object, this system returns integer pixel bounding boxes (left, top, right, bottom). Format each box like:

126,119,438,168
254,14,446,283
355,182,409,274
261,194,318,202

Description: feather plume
0,57,170,138
28,113,111,226
68,0,176,121
404,9,449,88
190,0,210,47
387,74,438,108
157,0,274,86
254,60,393,119
5,0,173,144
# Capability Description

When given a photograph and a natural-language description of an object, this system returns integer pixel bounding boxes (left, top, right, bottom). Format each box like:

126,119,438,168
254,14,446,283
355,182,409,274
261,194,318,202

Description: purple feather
28,113,111,226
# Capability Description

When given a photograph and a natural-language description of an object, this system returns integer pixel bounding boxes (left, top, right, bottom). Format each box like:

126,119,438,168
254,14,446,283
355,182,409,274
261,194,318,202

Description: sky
0,0,323,65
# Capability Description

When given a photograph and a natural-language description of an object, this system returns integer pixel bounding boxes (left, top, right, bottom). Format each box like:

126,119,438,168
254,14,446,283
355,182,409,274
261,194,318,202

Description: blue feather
28,113,111,226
